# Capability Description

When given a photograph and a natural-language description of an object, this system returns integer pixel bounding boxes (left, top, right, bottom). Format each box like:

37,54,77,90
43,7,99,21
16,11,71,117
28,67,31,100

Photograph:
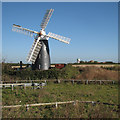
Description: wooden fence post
73,100,78,106
26,104,29,111
72,80,74,84
100,80,102,85
56,102,58,109
92,101,96,106
112,81,115,84
58,80,60,83
86,80,88,85
24,84,26,89
11,84,14,91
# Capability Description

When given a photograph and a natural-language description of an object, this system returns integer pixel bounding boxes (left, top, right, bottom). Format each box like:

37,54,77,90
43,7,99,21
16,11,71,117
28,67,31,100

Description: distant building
11,66,26,70
55,64,66,69
77,58,80,63
89,60,94,63
50,64,55,68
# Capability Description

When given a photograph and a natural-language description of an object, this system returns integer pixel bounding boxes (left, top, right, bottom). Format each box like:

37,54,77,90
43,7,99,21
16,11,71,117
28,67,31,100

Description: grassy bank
2,83,118,118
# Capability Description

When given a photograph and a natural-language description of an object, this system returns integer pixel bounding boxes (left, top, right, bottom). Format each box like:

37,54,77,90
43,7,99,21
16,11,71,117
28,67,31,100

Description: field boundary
1,80,116,90
2,100,118,110
2,79,116,84
0,80,116,90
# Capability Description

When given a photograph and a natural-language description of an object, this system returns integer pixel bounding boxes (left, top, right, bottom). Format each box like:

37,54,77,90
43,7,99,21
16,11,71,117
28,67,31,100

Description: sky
2,2,118,63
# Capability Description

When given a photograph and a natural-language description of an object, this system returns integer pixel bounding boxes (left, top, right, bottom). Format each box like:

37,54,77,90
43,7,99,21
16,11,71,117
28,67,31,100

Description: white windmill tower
12,9,71,70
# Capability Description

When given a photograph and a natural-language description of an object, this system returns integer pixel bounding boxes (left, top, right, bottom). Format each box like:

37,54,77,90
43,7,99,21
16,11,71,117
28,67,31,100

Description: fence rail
2,100,118,110
0,80,116,90
1,79,116,83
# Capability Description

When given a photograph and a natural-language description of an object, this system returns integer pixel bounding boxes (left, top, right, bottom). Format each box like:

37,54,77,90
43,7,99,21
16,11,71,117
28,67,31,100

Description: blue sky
2,2,118,63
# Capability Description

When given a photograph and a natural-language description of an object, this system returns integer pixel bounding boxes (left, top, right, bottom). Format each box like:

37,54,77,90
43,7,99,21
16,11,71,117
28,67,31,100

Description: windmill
12,9,71,70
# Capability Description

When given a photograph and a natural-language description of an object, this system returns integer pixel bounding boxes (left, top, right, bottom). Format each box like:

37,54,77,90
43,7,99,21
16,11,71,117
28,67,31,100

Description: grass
2,82,118,118
2,63,119,118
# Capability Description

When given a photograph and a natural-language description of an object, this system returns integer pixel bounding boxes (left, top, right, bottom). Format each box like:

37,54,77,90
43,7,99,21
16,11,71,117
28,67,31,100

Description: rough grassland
2,82,118,118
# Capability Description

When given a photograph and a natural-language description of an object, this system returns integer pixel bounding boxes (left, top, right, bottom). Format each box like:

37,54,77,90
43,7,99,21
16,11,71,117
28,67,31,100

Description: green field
2,63,119,118
2,82,118,118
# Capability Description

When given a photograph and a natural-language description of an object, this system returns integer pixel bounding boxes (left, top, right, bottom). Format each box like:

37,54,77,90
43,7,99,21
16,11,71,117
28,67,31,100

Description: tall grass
77,67,118,80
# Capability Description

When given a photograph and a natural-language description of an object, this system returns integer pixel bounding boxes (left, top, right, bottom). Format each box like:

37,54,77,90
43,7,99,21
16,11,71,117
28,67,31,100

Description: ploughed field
2,82,118,118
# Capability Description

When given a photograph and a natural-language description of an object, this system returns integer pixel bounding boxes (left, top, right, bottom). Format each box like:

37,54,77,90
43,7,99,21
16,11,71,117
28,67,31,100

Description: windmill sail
27,37,42,63
40,9,54,30
12,24,39,37
47,32,71,44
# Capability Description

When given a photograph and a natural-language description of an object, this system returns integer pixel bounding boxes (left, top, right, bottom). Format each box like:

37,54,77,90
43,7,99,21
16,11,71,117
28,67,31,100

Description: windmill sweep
12,9,71,70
